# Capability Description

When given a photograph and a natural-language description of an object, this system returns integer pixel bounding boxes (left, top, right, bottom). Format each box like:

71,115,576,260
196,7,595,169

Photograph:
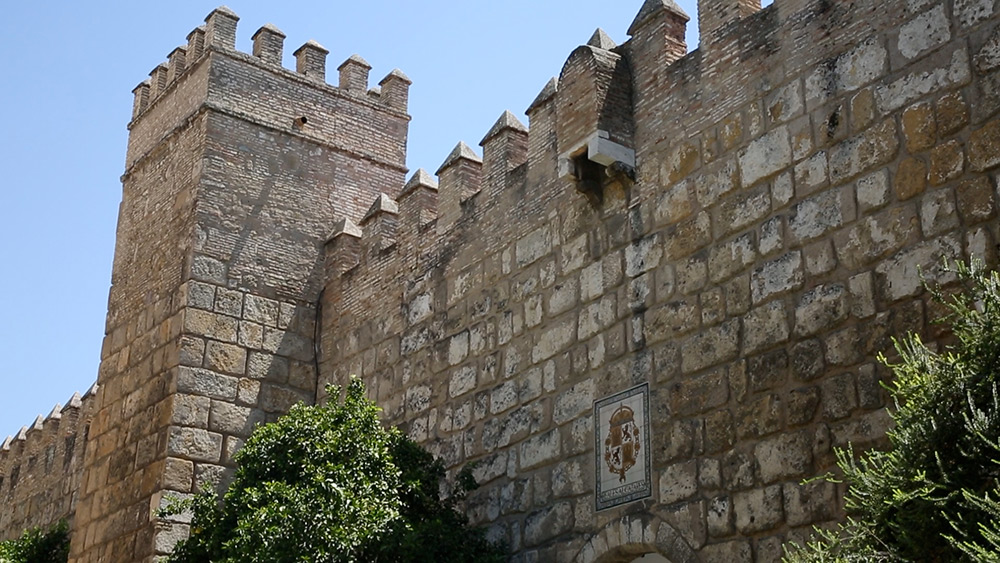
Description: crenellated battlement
0,386,95,541
129,6,411,125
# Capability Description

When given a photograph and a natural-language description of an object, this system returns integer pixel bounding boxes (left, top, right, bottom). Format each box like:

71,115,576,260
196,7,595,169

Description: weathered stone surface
739,127,791,187
828,120,899,183
898,5,951,60
755,431,812,484
834,205,918,269
733,485,784,534
680,320,740,374
524,502,573,547
751,252,803,303
875,236,961,301
794,284,848,336
743,301,790,354
969,118,1000,171
660,460,698,505
166,427,223,463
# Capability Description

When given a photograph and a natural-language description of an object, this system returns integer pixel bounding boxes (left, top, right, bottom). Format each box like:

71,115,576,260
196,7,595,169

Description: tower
69,8,410,562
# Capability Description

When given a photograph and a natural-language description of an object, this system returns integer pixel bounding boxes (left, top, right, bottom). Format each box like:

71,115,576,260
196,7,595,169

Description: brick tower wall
65,8,410,563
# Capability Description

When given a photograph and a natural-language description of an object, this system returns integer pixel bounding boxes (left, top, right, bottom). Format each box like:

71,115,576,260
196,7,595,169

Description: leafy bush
0,520,70,563
785,261,1000,562
166,377,505,562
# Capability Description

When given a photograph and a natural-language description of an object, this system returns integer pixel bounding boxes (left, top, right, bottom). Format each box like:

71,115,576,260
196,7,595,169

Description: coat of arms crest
604,404,641,482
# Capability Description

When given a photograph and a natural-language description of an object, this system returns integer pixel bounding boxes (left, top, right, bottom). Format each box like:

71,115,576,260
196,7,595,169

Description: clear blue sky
0,0,748,438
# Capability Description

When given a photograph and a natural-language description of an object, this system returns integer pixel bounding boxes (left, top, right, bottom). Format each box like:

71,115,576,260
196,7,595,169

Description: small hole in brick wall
573,152,605,206
294,116,308,127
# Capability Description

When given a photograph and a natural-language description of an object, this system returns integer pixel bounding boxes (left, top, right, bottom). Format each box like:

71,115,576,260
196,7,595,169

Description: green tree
785,261,1000,562
166,377,505,563
0,520,70,563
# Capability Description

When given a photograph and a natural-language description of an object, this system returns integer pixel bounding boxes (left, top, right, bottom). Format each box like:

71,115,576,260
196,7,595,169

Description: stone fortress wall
320,0,1000,560
0,389,96,542
3,0,1000,561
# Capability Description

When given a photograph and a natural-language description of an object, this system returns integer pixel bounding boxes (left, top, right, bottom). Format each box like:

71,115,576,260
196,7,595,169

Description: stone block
553,380,593,425
787,387,821,425
898,5,951,60
625,235,661,278
208,400,262,436
449,365,477,398
783,481,838,527
671,367,729,416
706,495,734,537
708,234,756,284
184,309,238,343
448,331,469,366
204,341,247,376
663,141,700,185
874,236,961,302
736,394,783,440
856,169,890,212
552,459,587,498
895,156,927,201
242,294,279,327
716,185,771,237
680,320,740,374
851,88,877,131
937,91,969,135
956,176,996,223
237,321,264,350
825,326,862,366
578,295,617,340
191,255,226,285
955,0,997,27
829,119,899,183
177,367,238,401
755,431,812,484
186,281,216,310
733,485,784,534
743,301,790,355
520,429,561,470
406,385,432,414
748,349,789,393
654,181,695,226
704,409,735,454
517,225,552,269
662,500,707,550
664,211,712,261
928,141,964,186
660,460,698,505
213,288,243,317
789,187,850,243
794,284,848,337
766,80,804,125
876,48,970,113
920,188,959,237
821,373,858,420
834,204,918,269
804,239,837,276
171,394,210,428
751,251,803,303
739,126,791,187
794,152,828,195
166,427,222,463
701,540,751,563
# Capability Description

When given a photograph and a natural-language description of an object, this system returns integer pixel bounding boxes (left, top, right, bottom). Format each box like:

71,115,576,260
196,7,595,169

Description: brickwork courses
3,0,1000,562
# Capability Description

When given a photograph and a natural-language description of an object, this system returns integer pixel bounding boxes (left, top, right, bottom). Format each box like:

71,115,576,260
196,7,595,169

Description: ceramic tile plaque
594,383,651,510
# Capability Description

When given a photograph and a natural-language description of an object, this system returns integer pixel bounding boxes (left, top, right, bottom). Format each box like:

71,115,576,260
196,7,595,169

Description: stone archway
573,513,696,563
